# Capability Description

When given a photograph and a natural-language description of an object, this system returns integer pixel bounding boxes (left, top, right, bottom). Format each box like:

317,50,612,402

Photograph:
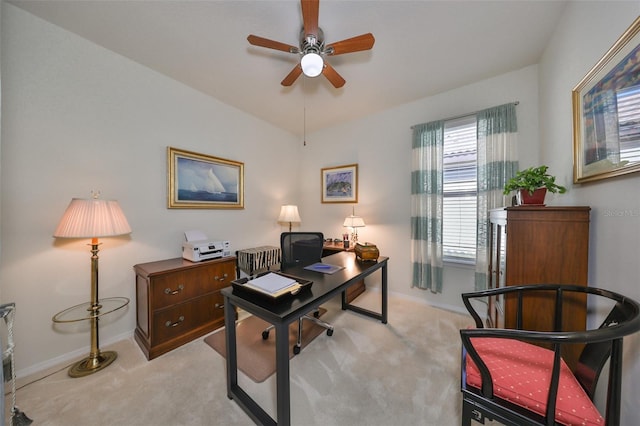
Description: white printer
182,230,231,262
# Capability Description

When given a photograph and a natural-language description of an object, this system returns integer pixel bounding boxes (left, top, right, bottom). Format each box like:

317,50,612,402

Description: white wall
300,65,541,311
538,2,640,422
0,4,299,375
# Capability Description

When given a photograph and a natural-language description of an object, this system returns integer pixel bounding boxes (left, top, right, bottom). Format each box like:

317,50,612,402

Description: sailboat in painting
178,167,238,203
205,168,226,193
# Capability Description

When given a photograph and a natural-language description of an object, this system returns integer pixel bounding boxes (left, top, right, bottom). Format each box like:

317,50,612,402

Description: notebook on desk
303,262,344,274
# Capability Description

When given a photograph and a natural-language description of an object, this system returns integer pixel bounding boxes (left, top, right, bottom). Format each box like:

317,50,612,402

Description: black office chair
262,232,334,354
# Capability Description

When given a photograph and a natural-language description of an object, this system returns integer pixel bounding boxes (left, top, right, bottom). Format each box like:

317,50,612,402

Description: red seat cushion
466,337,603,426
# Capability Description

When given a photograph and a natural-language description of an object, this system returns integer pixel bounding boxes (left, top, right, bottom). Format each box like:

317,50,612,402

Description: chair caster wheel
327,329,334,336
262,331,269,340
293,345,301,355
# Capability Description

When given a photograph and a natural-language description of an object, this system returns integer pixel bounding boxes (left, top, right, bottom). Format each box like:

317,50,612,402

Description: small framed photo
321,164,358,203
167,147,244,209
572,16,640,183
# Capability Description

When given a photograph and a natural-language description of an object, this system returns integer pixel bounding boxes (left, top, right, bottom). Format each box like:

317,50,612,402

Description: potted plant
503,165,566,205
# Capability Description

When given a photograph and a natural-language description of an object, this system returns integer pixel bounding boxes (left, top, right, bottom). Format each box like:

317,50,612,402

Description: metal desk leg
381,262,388,324
341,260,389,324
224,297,276,425
275,322,291,426
224,296,238,399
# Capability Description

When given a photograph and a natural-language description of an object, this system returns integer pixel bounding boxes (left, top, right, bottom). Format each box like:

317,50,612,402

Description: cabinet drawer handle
214,273,228,282
165,316,185,328
164,284,184,295
214,303,224,310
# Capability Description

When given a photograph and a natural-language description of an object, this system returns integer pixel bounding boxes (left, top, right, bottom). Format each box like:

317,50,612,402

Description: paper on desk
243,281,302,297
247,273,298,294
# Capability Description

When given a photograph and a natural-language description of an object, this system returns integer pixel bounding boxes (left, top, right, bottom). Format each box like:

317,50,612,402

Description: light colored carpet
6,291,474,425
204,308,329,382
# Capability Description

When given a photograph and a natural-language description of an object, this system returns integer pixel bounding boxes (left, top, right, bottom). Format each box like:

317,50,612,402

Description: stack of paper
244,273,301,297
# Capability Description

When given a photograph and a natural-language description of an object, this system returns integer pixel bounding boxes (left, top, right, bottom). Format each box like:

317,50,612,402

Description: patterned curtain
475,103,519,290
411,121,444,292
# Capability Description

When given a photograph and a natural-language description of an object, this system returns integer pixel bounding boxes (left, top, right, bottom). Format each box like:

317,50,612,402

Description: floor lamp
53,193,131,377
278,205,301,231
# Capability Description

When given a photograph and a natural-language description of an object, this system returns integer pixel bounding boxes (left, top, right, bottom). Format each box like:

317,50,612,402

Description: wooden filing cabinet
133,256,236,360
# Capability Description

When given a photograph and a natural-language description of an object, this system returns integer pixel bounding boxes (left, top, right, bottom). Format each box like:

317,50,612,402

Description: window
443,116,477,263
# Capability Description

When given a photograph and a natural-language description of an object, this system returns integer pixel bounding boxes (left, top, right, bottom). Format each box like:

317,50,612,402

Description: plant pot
516,188,547,205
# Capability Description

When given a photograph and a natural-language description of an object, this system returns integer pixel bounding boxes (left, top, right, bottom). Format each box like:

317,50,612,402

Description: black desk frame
222,251,388,426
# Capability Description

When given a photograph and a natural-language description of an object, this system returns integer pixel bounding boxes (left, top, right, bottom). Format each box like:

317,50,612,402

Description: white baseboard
356,286,471,317
16,330,134,379
387,289,470,316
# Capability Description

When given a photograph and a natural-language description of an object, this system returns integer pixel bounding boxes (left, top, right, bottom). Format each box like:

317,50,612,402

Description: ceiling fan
247,0,375,88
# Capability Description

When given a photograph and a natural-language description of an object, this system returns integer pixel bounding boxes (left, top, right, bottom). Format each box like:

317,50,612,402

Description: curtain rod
410,101,519,129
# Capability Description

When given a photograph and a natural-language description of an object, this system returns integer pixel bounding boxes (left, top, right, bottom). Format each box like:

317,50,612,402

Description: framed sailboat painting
168,147,244,209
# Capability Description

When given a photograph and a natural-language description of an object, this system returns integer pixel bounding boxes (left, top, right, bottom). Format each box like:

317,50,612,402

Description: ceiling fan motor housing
300,28,325,55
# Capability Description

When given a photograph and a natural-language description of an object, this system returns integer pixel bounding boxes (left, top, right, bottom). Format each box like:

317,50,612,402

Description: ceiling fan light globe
301,53,324,77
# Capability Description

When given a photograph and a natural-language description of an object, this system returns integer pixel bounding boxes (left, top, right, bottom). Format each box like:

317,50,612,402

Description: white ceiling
8,0,568,136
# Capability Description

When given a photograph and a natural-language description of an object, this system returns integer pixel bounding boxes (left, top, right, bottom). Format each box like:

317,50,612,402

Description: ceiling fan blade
322,62,346,88
247,35,299,53
326,33,375,56
301,0,319,37
281,64,303,86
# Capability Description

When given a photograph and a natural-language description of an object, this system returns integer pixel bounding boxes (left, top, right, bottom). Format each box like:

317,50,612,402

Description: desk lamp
343,208,365,244
53,192,131,377
278,205,301,231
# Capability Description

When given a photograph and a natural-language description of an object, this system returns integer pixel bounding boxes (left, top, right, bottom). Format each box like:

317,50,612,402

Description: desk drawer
150,262,234,309
152,292,224,344
134,256,236,360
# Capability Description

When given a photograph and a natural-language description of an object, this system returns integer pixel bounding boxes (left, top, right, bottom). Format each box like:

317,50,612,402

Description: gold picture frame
321,164,358,203
572,16,640,183
167,147,244,209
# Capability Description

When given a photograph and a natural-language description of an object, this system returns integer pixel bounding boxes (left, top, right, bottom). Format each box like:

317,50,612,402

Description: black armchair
459,284,640,426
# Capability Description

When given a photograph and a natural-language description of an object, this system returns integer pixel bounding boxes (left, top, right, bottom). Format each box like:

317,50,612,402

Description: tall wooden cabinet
489,206,591,369
133,256,236,360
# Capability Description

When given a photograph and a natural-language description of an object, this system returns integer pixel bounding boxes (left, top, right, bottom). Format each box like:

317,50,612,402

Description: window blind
443,116,477,263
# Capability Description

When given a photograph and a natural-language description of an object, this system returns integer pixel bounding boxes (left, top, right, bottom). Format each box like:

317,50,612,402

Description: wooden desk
322,241,366,302
223,251,388,426
322,240,352,254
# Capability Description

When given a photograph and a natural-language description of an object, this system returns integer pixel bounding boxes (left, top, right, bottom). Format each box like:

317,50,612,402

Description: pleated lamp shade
54,198,132,238
343,215,366,228
278,205,301,224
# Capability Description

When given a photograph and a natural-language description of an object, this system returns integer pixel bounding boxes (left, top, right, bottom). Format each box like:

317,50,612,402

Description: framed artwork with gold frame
572,16,640,183
321,164,358,203
167,147,244,209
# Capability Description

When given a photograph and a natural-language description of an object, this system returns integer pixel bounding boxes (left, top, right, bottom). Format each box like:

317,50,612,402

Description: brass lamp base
68,350,118,378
